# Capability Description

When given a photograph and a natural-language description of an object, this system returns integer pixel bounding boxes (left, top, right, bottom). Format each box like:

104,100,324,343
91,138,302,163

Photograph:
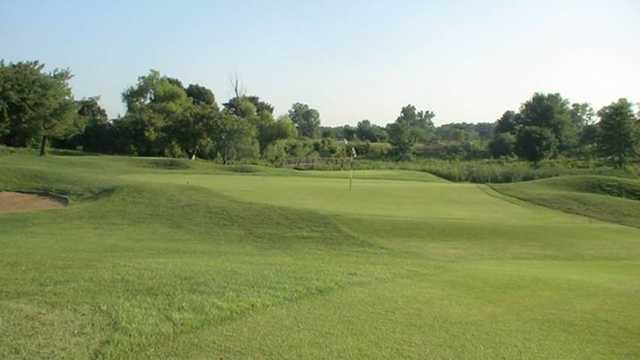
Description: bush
515,126,557,163
488,133,515,158
280,157,637,183
263,140,288,166
415,141,488,160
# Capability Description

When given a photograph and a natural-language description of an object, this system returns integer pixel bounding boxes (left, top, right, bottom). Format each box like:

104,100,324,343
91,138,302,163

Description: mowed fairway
1,155,640,359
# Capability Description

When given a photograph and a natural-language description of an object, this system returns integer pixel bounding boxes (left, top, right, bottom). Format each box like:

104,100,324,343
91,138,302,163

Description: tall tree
210,112,259,164
0,61,79,153
37,68,78,155
169,105,218,159
488,133,515,158
256,114,296,153
515,126,557,164
288,103,320,138
121,70,191,155
386,104,435,159
494,110,520,135
519,93,576,151
185,84,217,108
570,103,595,129
596,99,638,167
56,96,109,151
224,96,273,117
356,120,387,142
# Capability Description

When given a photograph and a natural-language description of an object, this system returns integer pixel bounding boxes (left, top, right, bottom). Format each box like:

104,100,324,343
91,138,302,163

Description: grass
1,153,640,359
492,175,640,229
292,157,639,183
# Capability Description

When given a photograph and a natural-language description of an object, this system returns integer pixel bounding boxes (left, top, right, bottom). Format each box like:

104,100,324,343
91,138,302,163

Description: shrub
515,126,557,164
488,133,515,158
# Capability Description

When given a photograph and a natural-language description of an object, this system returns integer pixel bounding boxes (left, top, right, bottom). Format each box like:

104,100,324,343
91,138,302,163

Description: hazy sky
1,0,638,126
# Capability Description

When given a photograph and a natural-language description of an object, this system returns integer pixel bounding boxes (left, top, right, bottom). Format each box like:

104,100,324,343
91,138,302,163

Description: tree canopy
1,59,638,167
289,103,320,138
596,99,638,167
0,61,79,155
386,105,435,159
515,126,557,164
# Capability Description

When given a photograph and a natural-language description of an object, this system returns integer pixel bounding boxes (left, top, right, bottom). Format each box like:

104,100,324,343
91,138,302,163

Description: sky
1,0,638,126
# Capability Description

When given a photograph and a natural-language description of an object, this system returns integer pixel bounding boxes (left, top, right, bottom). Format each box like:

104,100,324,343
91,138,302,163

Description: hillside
492,175,640,228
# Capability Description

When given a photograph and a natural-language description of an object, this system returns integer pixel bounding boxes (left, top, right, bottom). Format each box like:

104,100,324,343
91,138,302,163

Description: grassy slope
1,154,639,359
492,175,640,229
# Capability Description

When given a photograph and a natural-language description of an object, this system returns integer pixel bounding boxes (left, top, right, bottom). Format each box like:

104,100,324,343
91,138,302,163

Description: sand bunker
0,192,67,213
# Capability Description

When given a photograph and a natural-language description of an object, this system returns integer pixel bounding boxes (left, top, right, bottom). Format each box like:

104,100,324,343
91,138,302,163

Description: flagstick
344,140,356,192
349,154,353,192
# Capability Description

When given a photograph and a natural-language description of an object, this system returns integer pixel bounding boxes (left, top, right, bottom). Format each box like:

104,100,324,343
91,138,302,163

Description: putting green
126,173,576,223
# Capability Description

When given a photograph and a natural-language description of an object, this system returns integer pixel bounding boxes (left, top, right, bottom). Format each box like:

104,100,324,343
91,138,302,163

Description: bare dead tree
229,72,247,98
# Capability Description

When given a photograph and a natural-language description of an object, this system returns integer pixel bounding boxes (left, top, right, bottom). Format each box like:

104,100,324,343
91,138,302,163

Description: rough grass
291,157,639,183
493,175,640,228
1,153,639,359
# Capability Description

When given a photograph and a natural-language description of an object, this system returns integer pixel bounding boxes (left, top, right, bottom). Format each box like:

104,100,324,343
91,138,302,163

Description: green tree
169,105,218,159
570,103,595,129
515,126,557,164
121,70,192,155
356,120,387,142
185,84,217,108
519,93,576,151
0,61,45,147
343,125,357,141
257,114,297,153
386,104,435,160
210,112,259,164
288,103,320,138
576,123,600,158
0,61,79,154
488,133,515,158
494,110,519,135
263,139,289,165
55,96,109,151
387,121,413,159
224,96,273,117
35,68,78,155
596,99,638,167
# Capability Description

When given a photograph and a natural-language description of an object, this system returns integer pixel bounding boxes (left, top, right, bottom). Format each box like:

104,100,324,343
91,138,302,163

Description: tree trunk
39,135,48,156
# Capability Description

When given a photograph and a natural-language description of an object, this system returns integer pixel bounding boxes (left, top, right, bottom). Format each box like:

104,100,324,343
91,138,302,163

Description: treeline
1,60,638,167
0,61,318,161
488,94,640,167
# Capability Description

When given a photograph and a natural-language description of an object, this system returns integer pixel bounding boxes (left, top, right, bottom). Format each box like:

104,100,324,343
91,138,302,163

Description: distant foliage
0,60,78,155
289,103,321,138
596,99,639,168
488,133,516,158
386,104,435,160
1,59,638,169
515,126,557,164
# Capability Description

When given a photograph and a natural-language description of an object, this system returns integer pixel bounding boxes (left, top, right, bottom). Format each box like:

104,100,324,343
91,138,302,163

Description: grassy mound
526,175,640,200
492,175,640,228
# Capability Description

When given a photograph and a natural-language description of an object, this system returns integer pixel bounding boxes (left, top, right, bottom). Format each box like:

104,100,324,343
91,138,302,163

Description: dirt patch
0,192,67,213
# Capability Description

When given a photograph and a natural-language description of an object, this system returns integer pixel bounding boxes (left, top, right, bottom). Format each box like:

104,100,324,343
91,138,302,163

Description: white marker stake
349,146,357,192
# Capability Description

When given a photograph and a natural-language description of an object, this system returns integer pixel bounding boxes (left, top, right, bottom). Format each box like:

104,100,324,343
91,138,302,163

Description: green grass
1,154,640,359
493,175,640,228
289,157,639,183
